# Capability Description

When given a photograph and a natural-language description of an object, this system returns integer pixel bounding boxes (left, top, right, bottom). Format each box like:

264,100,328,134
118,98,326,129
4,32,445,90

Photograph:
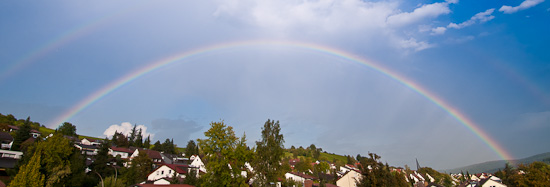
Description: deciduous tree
253,119,285,186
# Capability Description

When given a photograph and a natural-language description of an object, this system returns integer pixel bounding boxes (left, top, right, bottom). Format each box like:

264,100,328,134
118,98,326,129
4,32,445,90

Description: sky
0,0,549,170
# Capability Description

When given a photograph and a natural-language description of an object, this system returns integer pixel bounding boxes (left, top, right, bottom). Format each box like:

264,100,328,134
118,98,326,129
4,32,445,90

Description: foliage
253,119,285,186
356,153,408,187
498,161,550,187
91,140,114,178
295,157,313,174
143,135,151,149
185,140,199,157
11,117,32,151
57,122,77,136
9,151,45,187
418,167,453,186
197,121,251,187
111,131,129,147
129,151,153,184
183,169,200,186
96,176,126,187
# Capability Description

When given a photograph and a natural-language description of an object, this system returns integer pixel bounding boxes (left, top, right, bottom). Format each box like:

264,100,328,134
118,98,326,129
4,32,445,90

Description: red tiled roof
141,149,162,159
110,146,134,154
289,172,317,180
164,164,191,174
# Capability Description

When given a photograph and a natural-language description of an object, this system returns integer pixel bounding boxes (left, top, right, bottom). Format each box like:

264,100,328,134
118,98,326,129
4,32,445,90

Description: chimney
304,179,313,187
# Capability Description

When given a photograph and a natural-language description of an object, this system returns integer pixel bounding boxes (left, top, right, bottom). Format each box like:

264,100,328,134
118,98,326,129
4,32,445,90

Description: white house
336,169,362,187
189,155,206,173
131,149,163,164
477,178,507,187
109,146,134,159
74,144,98,155
81,138,102,146
285,172,316,184
147,164,191,181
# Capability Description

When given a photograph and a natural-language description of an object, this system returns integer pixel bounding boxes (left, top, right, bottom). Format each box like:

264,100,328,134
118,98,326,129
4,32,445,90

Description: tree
185,140,199,157
152,140,162,151
97,176,126,187
128,124,138,146
91,140,114,178
57,122,77,136
134,128,143,148
143,135,151,149
9,151,45,187
356,153,408,187
124,151,153,184
11,117,32,151
197,121,249,186
253,119,285,186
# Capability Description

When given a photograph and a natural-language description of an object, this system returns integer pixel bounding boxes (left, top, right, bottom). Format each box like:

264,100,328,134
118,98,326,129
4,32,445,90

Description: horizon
1,0,549,170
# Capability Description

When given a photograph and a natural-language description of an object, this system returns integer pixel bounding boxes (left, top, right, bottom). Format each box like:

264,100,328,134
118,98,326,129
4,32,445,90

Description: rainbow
48,40,514,162
0,1,149,83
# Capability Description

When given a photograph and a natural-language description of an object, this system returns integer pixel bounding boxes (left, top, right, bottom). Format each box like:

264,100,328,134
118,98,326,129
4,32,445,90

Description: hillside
443,152,550,174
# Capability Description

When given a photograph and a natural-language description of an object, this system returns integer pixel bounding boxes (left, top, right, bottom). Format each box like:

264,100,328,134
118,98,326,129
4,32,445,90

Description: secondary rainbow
49,40,514,162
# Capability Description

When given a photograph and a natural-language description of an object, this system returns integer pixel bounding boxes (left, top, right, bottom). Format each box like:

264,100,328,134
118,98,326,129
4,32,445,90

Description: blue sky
0,0,549,170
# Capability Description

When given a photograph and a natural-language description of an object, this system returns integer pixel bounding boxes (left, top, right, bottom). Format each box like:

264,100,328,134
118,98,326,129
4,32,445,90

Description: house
0,149,23,169
189,155,206,173
81,138,102,146
109,146,134,159
336,169,361,187
7,125,41,138
476,178,507,187
285,172,317,184
74,144,99,156
131,184,194,187
131,149,163,165
289,158,300,169
147,164,193,181
0,132,13,150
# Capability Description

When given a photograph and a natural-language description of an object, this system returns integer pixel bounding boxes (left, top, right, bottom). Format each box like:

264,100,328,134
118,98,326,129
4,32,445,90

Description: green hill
443,152,550,174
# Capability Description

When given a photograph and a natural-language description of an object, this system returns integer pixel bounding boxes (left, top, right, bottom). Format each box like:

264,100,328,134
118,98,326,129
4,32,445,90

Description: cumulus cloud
431,8,495,35
499,0,545,14
387,1,454,27
103,122,154,139
431,26,447,35
213,0,459,52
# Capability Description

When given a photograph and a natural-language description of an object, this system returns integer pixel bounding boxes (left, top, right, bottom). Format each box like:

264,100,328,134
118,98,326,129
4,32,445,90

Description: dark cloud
150,118,204,146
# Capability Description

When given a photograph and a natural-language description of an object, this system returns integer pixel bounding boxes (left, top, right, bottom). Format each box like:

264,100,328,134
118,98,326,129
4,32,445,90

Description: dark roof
141,149,162,160
0,132,13,141
0,158,18,168
75,143,98,150
110,146,134,154
476,178,490,187
289,172,317,180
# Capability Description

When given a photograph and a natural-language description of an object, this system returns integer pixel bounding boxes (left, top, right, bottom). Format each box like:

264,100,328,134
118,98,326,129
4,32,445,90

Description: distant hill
443,152,550,174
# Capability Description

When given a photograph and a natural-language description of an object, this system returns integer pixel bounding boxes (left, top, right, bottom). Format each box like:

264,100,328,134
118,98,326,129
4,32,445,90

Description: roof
110,146,134,154
164,164,191,174
7,125,40,134
132,184,195,187
75,143,98,149
288,172,317,180
0,132,13,141
142,149,162,160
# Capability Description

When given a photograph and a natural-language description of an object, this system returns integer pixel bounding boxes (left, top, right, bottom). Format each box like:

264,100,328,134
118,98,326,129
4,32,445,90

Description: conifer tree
143,135,151,149
9,151,45,187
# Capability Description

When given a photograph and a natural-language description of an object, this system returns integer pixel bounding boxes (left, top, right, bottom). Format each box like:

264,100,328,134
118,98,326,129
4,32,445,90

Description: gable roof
288,172,317,180
164,164,191,174
0,132,13,141
142,149,162,160
110,146,134,154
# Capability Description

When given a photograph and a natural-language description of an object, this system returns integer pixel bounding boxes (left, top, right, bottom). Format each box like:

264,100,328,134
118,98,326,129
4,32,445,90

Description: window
161,171,164,175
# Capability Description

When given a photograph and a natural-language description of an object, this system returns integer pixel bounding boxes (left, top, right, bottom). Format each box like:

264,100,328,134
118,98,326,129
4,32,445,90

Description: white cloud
399,38,434,51
386,2,453,27
431,26,447,35
499,0,545,14
430,8,495,35
103,122,154,139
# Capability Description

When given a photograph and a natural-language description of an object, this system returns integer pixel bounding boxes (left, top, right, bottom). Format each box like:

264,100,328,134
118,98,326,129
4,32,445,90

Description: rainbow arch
48,40,514,162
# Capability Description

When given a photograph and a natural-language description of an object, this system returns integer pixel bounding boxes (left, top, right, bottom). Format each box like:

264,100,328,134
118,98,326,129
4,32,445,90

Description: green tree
185,140,199,157
128,124,138,146
356,153,408,187
11,117,32,151
57,122,77,136
9,151,45,187
253,119,285,186
143,135,151,149
152,140,162,151
134,128,143,148
91,140,114,178
130,151,153,183
197,121,249,187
